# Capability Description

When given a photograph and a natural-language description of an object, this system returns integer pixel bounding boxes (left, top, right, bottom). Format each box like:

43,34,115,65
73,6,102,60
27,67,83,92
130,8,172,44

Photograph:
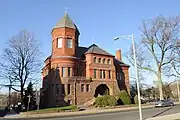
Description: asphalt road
38,105,180,120
3,105,180,120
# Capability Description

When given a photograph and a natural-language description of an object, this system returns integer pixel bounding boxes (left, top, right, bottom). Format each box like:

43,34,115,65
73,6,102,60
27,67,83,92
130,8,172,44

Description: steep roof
114,59,130,67
85,44,114,56
76,47,88,58
53,12,78,30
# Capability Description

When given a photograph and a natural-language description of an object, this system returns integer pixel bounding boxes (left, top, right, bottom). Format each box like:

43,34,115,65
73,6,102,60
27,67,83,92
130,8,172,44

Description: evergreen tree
24,82,36,110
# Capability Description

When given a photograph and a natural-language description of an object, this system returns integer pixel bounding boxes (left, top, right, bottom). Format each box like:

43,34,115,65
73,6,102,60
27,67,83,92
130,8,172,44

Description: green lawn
38,105,78,112
24,105,78,114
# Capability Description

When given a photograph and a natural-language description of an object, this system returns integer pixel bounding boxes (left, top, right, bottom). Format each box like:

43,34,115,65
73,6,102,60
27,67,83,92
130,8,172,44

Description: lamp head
113,36,119,41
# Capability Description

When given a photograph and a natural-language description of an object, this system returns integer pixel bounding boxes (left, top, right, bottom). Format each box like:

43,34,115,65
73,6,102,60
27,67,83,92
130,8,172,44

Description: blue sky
0,0,179,91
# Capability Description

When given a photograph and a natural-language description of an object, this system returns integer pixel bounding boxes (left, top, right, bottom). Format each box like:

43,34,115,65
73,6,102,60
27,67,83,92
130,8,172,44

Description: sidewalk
4,105,154,119
146,113,180,120
4,104,180,120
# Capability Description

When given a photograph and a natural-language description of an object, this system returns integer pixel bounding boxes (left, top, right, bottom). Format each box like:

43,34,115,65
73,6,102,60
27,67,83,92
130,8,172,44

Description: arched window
107,59,111,64
102,58,105,64
66,39,72,48
94,57,96,63
57,38,62,48
98,58,101,63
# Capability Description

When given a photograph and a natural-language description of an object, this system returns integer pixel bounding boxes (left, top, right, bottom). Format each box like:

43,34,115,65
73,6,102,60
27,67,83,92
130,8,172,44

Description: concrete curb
4,105,154,119
146,113,180,120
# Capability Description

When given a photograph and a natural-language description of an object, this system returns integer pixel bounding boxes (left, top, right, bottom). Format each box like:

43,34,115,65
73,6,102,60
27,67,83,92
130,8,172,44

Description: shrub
105,95,117,106
95,95,117,107
95,96,108,107
118,90,131,105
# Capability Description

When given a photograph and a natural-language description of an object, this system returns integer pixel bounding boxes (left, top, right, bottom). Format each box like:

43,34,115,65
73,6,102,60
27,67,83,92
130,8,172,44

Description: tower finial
65,7,68,14
92,36,94,44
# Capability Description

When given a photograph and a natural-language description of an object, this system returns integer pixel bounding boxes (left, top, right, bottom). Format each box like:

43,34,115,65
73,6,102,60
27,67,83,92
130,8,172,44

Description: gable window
57,38,62,48
98,58,101,63
93,57,96,63
94,69,97,78
68,67,71,76
102,58,105,64
103,70,106,79
107,59,111,64
67,39,72,48
100,70,102,79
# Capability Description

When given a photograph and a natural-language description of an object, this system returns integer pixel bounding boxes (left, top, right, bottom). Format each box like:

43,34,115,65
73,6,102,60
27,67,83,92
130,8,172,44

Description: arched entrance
94,84,109,97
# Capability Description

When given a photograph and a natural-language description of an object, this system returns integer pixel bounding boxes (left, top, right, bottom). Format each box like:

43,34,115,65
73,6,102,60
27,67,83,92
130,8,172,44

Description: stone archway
94,84,110,97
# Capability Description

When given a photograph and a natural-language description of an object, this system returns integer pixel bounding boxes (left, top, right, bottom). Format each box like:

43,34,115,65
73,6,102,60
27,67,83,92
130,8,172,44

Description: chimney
116,49,122,61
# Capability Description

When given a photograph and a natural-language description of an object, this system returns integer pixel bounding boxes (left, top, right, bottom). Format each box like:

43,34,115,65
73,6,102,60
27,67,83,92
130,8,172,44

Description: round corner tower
50,12,80,77
51,12,80,57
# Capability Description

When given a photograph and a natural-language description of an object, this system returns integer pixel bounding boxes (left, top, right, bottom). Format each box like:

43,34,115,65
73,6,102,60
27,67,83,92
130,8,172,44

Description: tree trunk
157,70,164,100
20,86,24,109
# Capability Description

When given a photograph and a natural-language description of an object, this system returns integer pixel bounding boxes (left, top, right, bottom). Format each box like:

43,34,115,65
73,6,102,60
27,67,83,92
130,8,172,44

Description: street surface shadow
152,107,173,117
0,109,7,117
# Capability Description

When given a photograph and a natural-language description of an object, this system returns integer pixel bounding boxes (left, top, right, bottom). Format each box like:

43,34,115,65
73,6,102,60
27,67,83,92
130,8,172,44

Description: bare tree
127,16,180,100
0,30,41,106
171,41,180,78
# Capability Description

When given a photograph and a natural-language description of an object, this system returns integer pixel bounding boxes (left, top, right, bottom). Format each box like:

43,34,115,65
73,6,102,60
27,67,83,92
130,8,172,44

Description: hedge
118,90,131,105
95,95,117,107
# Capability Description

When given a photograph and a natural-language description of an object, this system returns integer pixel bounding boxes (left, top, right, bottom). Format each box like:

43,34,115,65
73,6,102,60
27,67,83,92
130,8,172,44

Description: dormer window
93,57,96,63
98,58,101,63
107,59,111,64
102,58,105,64
57,38,62,48
67,39,72,48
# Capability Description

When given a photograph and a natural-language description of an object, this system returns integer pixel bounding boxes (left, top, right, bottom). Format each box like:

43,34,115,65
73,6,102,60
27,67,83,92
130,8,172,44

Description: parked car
155,99,174,107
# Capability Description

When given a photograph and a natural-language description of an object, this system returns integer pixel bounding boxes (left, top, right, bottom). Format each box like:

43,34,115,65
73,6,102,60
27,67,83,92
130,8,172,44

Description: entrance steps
84,97,96,106
78,98,96,109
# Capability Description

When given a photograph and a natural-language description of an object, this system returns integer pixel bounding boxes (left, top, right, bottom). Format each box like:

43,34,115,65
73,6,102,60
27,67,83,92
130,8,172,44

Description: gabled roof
85,44,114,56
53,12,78,31
76,46,88,58
114,58,130,67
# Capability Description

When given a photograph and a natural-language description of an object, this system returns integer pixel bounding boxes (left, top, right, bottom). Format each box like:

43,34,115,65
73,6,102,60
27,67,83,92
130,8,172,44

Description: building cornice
51,56,78,60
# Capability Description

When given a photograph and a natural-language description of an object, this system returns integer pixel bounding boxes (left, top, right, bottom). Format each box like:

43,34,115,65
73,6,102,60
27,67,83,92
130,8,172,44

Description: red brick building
41,12,130,108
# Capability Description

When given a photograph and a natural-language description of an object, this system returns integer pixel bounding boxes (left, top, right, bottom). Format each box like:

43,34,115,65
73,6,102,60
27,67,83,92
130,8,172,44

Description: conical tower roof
53,12,78,30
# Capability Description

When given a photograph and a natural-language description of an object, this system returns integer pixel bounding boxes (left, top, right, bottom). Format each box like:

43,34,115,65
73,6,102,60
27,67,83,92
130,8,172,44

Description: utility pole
27,95,31,112
35,89,40,110
114,34,142,120
176,80,180,103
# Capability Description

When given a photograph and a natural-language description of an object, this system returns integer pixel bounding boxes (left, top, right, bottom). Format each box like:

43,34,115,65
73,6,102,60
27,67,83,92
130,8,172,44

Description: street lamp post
114,34,142,120
176,80,180,103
